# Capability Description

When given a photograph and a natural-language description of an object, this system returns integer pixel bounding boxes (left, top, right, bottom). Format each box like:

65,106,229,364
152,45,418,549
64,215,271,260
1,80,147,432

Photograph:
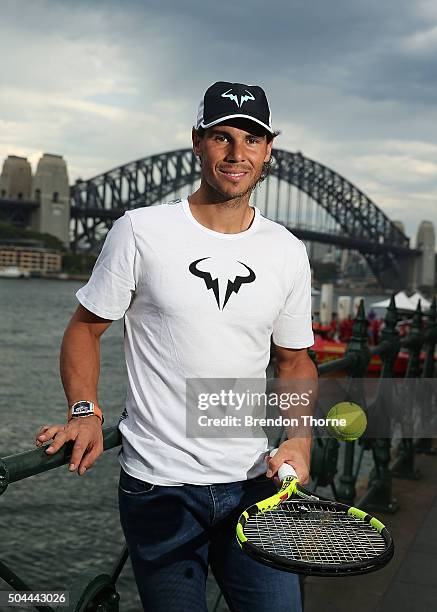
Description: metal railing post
416,296,437,454
392,301,424,479
336,300,370,505
0,427,125,612
360,294,400,512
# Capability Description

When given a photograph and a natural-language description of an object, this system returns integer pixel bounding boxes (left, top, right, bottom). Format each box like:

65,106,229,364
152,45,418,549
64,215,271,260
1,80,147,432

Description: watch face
71,401,94,416
73,406,91,415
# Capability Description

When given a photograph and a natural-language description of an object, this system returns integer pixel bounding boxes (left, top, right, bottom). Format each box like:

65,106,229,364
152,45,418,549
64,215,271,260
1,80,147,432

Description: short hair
193,125,280,144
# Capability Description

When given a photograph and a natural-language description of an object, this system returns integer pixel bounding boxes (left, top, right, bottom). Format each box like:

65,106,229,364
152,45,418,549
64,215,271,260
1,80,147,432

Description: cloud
351,154,437,185
0,0,436,240
403,25,437,52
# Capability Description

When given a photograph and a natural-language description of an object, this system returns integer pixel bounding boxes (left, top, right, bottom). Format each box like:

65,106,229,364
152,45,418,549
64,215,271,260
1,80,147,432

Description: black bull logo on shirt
189,257,256,310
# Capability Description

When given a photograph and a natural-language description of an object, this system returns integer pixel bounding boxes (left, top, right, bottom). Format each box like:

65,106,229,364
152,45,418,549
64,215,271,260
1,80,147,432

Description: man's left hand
266,438,311,485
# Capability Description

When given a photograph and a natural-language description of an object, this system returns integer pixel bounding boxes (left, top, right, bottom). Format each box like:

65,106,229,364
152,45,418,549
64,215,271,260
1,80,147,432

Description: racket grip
269,448,298,481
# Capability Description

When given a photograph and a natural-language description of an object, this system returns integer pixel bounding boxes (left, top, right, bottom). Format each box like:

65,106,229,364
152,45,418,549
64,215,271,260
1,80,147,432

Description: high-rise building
415,221,435,289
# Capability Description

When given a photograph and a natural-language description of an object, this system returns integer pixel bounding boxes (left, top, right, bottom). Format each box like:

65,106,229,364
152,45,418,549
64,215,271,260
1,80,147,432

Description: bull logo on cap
221,88,255,108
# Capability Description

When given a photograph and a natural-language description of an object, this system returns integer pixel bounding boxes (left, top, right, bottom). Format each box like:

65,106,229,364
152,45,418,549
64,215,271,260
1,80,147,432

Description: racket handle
269,448,298,481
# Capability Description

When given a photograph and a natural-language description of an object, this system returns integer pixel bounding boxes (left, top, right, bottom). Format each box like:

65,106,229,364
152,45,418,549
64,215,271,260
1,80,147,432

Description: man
35,81,317,611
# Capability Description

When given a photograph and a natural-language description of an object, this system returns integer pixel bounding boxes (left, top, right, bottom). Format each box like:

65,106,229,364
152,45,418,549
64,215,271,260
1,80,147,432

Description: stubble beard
204,169,262,209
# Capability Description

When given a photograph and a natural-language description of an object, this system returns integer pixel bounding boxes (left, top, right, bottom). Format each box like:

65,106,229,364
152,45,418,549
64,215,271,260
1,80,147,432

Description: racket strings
243,503,387,565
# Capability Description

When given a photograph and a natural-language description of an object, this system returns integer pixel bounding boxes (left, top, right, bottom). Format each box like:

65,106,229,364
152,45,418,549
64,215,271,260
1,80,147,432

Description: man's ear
264,138,274,163
192,127,202,157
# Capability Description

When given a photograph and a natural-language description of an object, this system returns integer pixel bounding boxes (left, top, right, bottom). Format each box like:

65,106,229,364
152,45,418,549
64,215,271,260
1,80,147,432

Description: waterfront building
0,240,62,274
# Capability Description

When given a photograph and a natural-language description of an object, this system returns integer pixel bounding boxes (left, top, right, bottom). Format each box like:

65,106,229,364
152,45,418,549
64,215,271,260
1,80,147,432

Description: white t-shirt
76,199,314,485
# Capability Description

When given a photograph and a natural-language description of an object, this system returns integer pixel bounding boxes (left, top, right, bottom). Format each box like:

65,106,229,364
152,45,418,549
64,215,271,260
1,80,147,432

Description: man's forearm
60,321,101,407
276,352,318,462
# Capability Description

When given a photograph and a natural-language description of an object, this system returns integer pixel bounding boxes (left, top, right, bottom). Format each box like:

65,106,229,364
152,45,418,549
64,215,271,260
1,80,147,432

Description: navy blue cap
196,81,273,135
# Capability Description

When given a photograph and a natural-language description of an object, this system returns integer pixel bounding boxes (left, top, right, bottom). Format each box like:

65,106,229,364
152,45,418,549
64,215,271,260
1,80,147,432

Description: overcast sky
1,0,436,241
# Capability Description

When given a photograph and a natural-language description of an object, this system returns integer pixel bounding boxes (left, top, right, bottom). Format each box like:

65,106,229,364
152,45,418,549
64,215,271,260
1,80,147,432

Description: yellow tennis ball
326,401,367,441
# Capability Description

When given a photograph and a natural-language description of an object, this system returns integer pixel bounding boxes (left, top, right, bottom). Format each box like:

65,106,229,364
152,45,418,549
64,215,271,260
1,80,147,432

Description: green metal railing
312,296,437,513
0,428,124,612
1,294,436,611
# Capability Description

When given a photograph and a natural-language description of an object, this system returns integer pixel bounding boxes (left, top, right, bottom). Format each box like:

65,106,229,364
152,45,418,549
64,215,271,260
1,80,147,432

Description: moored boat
0,266,30,279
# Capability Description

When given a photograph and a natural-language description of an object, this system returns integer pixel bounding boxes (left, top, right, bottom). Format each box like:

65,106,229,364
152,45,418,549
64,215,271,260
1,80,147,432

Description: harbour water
0,278,387,610
0,278,147,610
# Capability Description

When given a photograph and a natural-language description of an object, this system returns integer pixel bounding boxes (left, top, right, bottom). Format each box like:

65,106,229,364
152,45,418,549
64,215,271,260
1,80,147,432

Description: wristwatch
67,400,104,425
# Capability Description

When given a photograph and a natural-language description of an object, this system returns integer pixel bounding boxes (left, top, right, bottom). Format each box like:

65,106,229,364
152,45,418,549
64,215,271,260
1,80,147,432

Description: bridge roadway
1,147,422,289
70,204,418,257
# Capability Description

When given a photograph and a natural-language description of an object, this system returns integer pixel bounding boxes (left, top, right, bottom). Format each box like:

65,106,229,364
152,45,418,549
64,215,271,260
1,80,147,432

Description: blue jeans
118,467,302,612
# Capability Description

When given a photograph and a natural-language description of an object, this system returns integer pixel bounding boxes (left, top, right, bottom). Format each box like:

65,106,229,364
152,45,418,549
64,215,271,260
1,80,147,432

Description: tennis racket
236,449,394,576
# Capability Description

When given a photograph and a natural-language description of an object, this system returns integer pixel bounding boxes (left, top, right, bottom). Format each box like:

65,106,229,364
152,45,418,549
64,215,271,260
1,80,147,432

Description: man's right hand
35,417,104,476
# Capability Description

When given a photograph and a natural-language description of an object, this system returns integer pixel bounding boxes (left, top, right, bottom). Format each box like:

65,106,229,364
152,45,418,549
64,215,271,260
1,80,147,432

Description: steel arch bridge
70,148,415,288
